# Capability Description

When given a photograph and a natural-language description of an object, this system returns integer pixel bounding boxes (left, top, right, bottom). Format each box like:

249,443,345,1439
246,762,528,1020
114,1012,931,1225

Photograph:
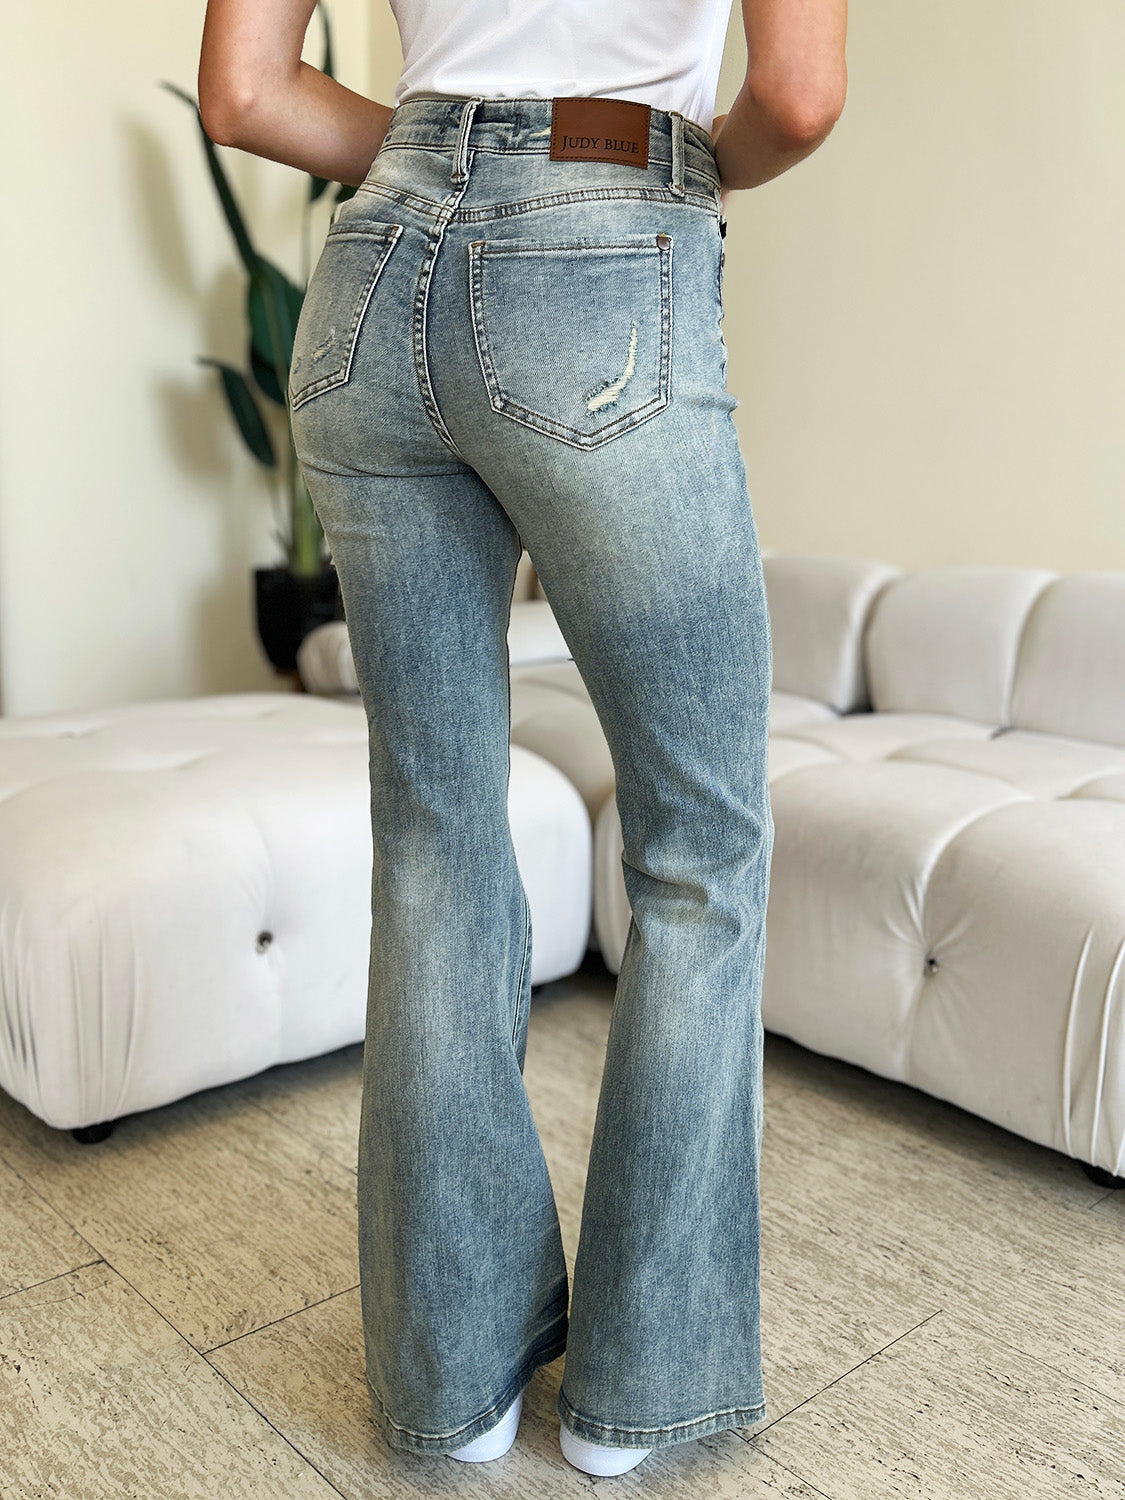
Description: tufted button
256,931,274,953
924,954,939,973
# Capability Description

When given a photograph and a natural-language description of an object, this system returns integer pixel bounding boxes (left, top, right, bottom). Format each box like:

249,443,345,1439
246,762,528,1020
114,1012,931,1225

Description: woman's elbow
749,69,848,147
198,74,256,146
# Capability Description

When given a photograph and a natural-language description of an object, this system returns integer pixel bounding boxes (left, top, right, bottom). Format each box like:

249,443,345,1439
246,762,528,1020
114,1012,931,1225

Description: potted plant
162,1,356,675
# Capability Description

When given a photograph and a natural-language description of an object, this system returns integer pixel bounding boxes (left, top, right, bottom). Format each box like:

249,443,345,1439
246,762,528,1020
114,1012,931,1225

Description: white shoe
558,1420,653,1476
448,1390,523,1462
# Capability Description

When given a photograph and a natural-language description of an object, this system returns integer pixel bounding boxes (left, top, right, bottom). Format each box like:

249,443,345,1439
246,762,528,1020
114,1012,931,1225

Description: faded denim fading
288,94,774,1457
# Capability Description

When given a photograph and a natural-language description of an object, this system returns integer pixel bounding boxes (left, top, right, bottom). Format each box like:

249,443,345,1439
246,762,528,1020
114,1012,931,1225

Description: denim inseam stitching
506,616,534,1052
410,167,472,457
467,237,673,450
288,224,403,411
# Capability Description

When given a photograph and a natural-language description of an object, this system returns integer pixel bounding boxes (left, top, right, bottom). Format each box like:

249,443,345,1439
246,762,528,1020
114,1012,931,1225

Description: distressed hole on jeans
586,323,638,412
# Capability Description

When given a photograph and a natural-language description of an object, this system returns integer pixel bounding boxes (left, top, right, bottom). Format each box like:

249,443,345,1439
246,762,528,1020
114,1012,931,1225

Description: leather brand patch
549,96,652,168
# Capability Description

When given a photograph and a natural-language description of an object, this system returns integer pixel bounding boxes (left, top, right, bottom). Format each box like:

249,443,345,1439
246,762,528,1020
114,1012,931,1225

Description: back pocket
468,234,673,450
289,221,403,411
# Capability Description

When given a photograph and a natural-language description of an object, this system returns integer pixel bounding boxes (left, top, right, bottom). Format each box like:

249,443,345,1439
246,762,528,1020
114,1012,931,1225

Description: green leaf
247,255,304,393
159,80,258,277
198,356,277,467
250,340,287,406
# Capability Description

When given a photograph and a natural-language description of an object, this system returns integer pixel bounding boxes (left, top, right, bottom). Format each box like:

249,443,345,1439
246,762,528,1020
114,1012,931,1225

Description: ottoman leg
72,1121,117,1145
1081,1161,1125,1190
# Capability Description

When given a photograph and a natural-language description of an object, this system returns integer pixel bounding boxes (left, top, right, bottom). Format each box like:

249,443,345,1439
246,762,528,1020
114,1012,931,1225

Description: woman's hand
712,0,848,196
198,0,392,184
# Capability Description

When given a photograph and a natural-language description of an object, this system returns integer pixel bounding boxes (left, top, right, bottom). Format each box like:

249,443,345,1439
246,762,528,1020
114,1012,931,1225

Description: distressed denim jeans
288,95,774,1457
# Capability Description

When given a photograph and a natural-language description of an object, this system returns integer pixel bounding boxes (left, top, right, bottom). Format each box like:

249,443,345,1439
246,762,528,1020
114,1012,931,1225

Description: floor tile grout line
0,1143,108,1258
2,1246,352,1500
757,1449,845,1500
197,1355,353,1499
749,1307,947,1440
0,1140,288,1355
0,1257,106,1306
202,1281,362,1356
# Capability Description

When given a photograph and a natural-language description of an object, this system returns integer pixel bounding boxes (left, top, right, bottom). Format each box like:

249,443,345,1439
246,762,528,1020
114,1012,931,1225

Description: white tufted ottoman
0,693,591,1137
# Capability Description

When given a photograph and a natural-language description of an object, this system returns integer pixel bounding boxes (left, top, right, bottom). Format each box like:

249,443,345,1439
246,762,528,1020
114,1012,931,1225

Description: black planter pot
254,562,344,674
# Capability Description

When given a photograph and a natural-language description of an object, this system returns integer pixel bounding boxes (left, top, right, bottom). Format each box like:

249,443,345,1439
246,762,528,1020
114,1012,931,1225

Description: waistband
381,94,719,196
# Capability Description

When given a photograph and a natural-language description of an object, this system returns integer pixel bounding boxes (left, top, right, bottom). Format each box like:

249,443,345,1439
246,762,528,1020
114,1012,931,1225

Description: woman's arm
713,0,848,196
198,0,392,185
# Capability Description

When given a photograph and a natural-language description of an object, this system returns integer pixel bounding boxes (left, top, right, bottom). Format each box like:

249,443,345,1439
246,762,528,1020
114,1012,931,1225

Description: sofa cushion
772,711,997,762
751,759,1031,1067
769,691,840,734
864,566,1056,723
912,795,1125,1170
888,729,1125,798
762,553,901,715
508,599,572,667
1009,573,1125,748
509,661,615,822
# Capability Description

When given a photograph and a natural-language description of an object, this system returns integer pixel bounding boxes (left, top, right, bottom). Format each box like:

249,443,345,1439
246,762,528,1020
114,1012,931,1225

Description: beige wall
0,1,372,716
714,0,1125,571
2,2,1121,715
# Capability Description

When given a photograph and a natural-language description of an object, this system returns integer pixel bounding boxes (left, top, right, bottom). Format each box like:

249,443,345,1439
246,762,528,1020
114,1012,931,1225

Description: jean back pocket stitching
467,236,673,450
289,222,404,411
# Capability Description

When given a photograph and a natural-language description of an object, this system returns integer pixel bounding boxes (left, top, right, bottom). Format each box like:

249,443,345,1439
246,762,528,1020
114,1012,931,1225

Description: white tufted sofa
7,550,1125,1189
0,621,591,1135
305,550,1125,1186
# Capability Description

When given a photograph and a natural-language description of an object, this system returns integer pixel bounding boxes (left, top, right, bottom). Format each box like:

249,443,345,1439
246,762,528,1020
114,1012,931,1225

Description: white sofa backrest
761,553,901,714
864,566,1057,724
1009,573,1125,747
516,548,539,599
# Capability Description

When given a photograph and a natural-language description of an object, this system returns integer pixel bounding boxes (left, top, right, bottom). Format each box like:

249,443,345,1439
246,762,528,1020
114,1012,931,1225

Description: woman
199,0,847,1478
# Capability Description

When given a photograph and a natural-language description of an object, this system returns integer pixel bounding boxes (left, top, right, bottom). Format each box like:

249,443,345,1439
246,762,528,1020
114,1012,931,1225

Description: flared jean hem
367,1311,570,1456
557,1387,767,1451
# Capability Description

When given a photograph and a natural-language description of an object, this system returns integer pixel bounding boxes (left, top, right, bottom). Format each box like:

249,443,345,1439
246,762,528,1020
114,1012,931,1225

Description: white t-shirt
388,0,735,135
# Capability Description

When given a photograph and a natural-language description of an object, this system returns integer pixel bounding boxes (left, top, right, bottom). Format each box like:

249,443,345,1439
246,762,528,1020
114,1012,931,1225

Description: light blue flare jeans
288,95,774,1457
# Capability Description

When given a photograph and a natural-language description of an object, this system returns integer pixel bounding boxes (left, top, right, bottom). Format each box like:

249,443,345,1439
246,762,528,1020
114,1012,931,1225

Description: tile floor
1,951,1123,1498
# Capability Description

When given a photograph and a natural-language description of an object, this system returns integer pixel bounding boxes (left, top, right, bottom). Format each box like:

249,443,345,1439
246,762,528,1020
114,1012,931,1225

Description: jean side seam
510,880,533,1052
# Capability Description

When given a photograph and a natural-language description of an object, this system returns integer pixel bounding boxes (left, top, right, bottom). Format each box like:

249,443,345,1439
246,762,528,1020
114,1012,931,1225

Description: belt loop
670,111,685,196
451,97,481,185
